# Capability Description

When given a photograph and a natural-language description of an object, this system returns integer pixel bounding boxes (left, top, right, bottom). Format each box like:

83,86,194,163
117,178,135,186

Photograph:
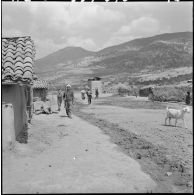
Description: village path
3,94,157,193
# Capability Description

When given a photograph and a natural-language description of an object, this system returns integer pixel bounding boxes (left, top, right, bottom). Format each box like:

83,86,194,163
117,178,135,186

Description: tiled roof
2,36,35,84
33,80,48,89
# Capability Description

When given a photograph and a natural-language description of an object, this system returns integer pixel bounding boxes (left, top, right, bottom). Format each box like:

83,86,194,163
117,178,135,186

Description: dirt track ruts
73,96,193,193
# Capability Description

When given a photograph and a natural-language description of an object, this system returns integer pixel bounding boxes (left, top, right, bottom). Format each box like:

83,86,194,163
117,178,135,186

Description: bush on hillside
153,85,192,102
112,83,132,96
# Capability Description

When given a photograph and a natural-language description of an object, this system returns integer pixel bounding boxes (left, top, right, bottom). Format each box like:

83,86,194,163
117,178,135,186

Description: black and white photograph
2,0,193,193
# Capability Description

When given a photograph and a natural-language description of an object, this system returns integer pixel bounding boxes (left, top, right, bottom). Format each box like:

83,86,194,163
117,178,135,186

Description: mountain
98,31,192,55
35,47,95,72
93,31,192,75
34,32,192,89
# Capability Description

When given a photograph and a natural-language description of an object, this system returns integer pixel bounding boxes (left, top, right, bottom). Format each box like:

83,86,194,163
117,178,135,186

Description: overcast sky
2,2,192,59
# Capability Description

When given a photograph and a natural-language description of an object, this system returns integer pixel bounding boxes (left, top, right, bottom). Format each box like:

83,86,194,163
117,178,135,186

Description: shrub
153,85,192,102
112,83,132,96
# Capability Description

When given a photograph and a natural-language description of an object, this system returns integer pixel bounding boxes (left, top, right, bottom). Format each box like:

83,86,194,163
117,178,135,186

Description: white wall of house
90,80,102,97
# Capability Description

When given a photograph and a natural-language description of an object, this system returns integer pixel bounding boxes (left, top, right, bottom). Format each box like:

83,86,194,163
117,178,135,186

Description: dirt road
3,106,156,193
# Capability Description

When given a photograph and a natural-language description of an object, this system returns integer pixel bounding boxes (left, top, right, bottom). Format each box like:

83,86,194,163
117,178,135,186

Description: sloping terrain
35,47,95,72
34,32,192,88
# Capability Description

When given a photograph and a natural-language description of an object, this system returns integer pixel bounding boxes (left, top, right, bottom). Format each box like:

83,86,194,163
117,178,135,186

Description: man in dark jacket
95,88,99,99
63,84,74,118
185,91,191,105
86,90,92,104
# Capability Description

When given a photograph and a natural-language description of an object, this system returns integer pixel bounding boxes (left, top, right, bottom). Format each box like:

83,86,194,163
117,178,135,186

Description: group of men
57,84,100,118
57,84,74,119
81,88,99,104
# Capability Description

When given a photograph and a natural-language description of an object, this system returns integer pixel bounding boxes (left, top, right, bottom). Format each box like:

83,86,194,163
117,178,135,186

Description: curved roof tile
6,48,16,53
5,51,15,57
24,52,33,58
24,62,33,68
23,71,33,79
15,56,24,63
4,56,15,62
4,68,15,75
7,44,16,50
2,36,36,84
4,61,14,68
15,52,23,58
24,57,33,63
33,80,48,89
16,47,24,53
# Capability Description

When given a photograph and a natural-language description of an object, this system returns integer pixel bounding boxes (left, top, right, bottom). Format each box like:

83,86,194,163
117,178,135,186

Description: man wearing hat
63,84,75,118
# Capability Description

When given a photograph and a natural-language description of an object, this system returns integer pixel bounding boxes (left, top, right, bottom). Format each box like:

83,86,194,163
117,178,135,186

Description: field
73,94,193,193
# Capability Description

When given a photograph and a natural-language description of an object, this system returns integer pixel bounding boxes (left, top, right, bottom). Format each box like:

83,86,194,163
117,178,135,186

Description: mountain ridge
34,31,192,88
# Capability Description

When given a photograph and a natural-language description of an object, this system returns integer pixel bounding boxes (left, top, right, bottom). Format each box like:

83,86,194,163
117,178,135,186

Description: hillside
98,31,192,55
34,32,192,89
35,47,95,72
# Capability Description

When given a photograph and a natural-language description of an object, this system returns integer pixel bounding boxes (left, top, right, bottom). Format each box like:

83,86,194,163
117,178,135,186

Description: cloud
34,39,64,60
116,17,161,38
65,37,96,50
2,28,23,37
2,2,192,59
102,17,160,48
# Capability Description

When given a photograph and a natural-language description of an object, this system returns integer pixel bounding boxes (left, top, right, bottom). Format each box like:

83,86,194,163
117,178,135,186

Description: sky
2,2,193,59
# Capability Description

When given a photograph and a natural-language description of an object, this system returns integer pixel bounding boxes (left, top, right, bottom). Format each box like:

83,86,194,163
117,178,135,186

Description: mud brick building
88,77,102,97
33,79,48,101
2,36,36,148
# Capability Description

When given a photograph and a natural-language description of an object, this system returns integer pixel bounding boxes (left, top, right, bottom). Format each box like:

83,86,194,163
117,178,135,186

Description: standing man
148,87,154,102
63,84,75,118
81,89,86,100
185,91,191,105
86,89,92,104
57,89,63,111
95,88,99,99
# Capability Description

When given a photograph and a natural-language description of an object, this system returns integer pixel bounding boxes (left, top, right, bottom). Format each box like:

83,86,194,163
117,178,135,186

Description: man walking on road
95,88,99,99
185,91,191,105
86,89,92,104
63,84,75,118
57,89,63,111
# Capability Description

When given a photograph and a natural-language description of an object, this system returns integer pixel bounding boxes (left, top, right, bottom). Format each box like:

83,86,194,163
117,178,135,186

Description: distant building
139,85,155,97
187,80,192,83
33,80,48,101
88,77,102,97
2,36,36,148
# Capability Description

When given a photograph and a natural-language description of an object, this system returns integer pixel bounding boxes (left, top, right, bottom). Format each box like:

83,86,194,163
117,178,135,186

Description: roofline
2,36,31,39
2,82,32,87
33,87,48,89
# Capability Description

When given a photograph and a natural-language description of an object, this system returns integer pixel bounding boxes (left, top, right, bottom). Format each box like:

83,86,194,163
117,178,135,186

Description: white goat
165,106,190,128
